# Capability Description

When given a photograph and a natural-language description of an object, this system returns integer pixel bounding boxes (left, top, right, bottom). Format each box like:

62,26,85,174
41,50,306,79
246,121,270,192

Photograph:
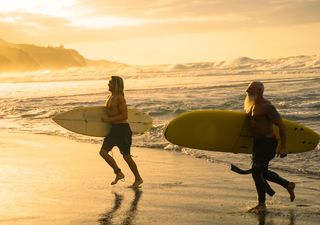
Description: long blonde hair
244,94,255,113
244,81,264,113
110,76,124,96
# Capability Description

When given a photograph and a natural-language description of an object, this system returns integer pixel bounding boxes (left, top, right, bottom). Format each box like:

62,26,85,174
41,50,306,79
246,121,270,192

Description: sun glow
71,16,144,28
0,0,319,64
1,17,16,23
0,0,143,28
0,0,76,17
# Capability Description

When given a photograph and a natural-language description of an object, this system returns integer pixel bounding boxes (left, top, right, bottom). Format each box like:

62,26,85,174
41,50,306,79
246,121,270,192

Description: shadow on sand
98,188,143,225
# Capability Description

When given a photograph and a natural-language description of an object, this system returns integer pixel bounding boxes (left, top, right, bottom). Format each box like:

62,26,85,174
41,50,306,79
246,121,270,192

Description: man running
100,76,143,188
245,81,295,212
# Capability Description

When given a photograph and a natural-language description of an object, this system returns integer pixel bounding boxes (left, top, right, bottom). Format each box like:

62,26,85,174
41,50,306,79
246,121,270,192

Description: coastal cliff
0,39,127,72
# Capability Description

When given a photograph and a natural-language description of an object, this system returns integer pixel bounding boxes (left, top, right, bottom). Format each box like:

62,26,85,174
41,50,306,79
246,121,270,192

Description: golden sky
1,0,320,64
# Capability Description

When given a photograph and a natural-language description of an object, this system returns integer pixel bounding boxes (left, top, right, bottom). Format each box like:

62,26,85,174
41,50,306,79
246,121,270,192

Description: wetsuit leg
265,170,289,188
252,160,269,204
231,164,275,196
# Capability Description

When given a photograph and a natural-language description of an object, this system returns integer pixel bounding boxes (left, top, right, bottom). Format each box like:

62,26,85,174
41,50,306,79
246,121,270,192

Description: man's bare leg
287,182,295,202
100,149,125,185
123,155,143,188
248,203,266,213
111,169,125,185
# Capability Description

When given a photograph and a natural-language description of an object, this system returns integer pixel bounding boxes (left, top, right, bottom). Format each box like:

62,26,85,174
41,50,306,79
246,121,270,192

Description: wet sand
0,132,319,225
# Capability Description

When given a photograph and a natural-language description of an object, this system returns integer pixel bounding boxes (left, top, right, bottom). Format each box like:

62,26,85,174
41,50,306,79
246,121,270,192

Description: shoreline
0,131,319,225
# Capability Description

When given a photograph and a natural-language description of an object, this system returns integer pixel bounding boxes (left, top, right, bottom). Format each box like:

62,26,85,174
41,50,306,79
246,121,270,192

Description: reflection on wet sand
256,209,296,225
98,188,143,225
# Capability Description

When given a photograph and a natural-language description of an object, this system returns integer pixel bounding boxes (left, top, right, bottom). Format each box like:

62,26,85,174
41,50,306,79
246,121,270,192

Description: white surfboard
53,107,153,137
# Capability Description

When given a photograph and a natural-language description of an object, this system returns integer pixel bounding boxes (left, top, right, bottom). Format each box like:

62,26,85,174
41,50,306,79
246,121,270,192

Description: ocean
0,61,319,179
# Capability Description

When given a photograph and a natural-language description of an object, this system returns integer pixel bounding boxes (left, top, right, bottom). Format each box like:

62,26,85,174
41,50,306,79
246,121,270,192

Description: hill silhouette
0,39,128,72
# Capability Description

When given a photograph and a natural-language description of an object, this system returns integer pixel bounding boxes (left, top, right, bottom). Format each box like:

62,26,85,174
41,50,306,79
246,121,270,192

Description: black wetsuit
252,137,289,203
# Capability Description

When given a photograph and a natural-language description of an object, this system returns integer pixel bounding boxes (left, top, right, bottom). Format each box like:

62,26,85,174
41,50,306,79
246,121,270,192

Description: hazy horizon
1,0,320,65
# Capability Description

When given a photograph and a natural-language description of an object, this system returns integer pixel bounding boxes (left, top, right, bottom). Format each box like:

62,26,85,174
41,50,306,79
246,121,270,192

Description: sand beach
1,1,320,224
0,131,319,225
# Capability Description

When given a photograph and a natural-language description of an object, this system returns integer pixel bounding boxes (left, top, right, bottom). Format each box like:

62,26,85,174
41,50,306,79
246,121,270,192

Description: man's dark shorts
101,123,132,156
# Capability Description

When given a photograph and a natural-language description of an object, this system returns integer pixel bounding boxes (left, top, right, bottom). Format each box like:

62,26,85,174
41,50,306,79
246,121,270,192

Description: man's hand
101,115,110,122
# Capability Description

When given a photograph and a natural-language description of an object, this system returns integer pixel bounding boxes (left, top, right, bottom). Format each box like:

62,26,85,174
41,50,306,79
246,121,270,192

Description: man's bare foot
248,203,266,213
111,171,125,185
128,179,143,188
287,182,295,202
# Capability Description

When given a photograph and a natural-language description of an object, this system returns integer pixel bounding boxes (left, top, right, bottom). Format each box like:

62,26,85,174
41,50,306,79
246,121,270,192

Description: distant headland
0,39,128,72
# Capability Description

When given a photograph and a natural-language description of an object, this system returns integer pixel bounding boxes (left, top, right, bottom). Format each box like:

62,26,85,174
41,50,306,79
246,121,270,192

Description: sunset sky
0,0,320,65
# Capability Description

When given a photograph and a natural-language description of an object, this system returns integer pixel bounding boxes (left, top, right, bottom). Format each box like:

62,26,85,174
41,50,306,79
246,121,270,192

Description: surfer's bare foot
287,182,295,202
111,171,125,185
248,203,266,213
129,179,143,188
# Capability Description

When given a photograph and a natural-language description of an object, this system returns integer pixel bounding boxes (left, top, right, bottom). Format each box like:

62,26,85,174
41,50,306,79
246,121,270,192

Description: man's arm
102,96,128,123
274,117,287,157
267,104,287,157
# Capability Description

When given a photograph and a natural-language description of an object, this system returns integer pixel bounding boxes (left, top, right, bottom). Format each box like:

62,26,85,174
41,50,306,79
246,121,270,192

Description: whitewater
0,57,319,178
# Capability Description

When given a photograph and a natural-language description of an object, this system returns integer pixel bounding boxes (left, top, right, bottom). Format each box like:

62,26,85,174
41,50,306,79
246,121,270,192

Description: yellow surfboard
164,110,319,154
53,107,153,137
